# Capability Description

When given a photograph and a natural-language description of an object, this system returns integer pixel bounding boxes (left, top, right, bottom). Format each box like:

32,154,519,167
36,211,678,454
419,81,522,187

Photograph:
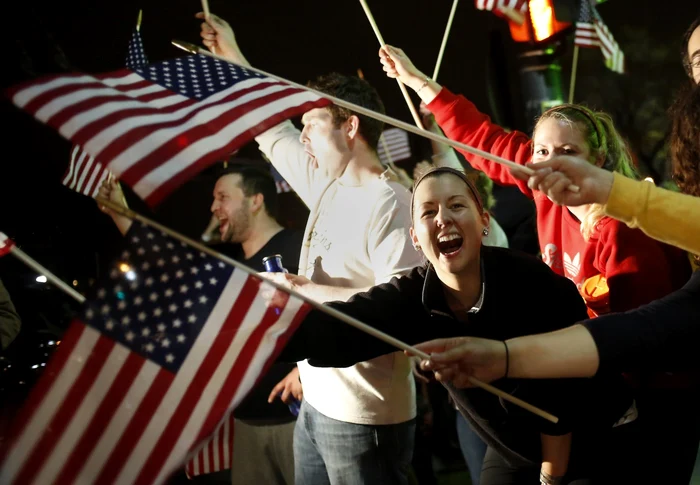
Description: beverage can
262,254,286,273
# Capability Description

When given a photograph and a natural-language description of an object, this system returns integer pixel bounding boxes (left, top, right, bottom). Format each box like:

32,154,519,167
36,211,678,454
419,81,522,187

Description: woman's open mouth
437,233,463,257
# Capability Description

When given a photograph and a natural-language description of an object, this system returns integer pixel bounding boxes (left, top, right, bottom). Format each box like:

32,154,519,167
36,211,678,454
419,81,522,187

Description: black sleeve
279,270,434,367
584,271,700,373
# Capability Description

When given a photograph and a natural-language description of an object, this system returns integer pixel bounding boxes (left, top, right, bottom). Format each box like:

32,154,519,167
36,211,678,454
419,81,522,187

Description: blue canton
125,29,149,70
133,55,264,99
82,221,233,373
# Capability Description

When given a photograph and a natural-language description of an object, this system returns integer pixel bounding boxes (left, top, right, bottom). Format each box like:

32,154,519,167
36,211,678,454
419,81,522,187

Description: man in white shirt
198,12,423,485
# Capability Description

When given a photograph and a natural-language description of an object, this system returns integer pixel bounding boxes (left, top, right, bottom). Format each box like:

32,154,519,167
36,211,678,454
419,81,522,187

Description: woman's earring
413,243,421,251
482,228,489,236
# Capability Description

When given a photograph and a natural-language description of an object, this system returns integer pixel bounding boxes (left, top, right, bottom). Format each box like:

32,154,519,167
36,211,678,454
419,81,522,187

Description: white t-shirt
256,121,421,425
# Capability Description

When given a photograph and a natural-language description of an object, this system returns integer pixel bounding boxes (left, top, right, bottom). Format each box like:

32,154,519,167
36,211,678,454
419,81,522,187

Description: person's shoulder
484,246,573,285
278,227,304,245
368,178,412,210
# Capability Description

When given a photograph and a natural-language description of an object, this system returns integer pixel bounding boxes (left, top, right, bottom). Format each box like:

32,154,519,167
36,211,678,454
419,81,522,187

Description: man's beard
221,201,251,243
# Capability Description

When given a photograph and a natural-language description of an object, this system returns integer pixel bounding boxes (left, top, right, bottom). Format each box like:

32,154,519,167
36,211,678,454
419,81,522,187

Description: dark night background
0,0,699,481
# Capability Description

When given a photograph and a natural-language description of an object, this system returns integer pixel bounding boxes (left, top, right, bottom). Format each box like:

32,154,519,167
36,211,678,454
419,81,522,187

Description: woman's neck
440,264,483,313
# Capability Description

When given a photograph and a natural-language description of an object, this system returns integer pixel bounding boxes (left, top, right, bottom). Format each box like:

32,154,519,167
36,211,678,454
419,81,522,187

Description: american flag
185,410,235,477
378,127,412,166
0,221,311,485
63,27,150,199
271,164,293,194
574,0,624,73
474,0,528,20
9,54,330,206
0,232,14,257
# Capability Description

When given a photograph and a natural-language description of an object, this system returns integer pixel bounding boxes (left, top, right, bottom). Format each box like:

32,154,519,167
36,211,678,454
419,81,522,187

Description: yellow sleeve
604,172,700,255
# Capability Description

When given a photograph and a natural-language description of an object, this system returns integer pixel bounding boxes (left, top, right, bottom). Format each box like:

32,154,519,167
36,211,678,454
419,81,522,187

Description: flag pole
432,0,459,81
357,0,425,130
172,41,534,177
96,196,559,424
6,245,85,303
136,9,143,32
173,40,581,194
568,45,580,103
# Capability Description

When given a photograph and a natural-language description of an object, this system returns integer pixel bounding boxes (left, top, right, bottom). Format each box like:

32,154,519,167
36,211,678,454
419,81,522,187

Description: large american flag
474,0,528,20
574,0,624,73
0,221,311,485
9,54,330,206
63,27,150,199
378,127,412,166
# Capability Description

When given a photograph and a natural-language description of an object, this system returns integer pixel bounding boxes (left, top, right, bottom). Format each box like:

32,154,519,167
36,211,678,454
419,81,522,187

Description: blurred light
36,275,47,283
48,340,55,346
119,263,131,273
125,270,137,281
530,0,555,41
31,364,39,369
116,291,126,300
56,340,61,346
41,363,46,367
643,177,655,184
73,280,79,286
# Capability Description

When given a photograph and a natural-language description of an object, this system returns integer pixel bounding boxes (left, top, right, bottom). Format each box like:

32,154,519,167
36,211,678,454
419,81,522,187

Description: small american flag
378,127,411,166
64,27,150,198
574,0,625,73
9,54,330,206
271,164,293,194
0,232,15,257
474,0,528,20
0,221,311,485
185,410,235,477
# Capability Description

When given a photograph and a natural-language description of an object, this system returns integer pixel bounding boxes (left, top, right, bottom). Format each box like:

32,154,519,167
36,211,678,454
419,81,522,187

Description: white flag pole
432,0,459,82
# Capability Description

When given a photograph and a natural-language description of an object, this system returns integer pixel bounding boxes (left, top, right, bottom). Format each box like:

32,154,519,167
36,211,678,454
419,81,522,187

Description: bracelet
540,471,563,485
503,341,509,379
415,77,430,93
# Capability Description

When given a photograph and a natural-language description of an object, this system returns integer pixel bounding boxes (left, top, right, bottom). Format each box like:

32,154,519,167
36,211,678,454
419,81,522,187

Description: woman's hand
410,336,508,387
378,45,426,91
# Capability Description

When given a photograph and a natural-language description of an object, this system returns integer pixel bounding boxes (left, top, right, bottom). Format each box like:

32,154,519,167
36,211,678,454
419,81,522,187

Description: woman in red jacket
378,45,689,316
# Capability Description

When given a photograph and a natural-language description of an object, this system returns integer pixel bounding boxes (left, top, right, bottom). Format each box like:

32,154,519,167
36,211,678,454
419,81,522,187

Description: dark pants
456,412,487,485
633,387,700,485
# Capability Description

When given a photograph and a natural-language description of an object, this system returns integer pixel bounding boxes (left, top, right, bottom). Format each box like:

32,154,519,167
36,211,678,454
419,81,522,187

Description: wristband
540,470,563,485
415,77,430,93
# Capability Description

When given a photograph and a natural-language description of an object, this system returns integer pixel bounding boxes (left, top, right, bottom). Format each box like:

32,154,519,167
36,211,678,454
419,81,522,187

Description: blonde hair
534,105,638,240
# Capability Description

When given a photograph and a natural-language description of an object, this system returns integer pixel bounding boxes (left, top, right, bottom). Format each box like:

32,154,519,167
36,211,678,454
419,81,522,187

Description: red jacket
428,88,690,314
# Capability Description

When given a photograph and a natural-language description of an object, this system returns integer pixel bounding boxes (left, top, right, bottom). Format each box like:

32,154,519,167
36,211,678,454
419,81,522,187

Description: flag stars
97,288,107,299
165,354,175,363
199,295,208,304
152,245,161,252
157,259,166,267
122,316,131,326
184,300,193,308
172,256,180,264
105,320,115,330
160,274,170,283
188,314,197,323
169,303,178,313
101,304,111,315
175,270,184,279
142,327,151,337
153,307,163,317
180,285,189,294
86,308,95,319
144,342,155,353
195,281,203,289
121,250,130,259
186,253,194,260
209,277,218,285
138,312,147,321
177,334,186,343
157,323,167,332
218,262,225,268
173,319,182,328
161,338,171,348
165,288,174,298
190,267,199,274
137,247,146,255
205,263,213,271
126,331,135,341
117,300,127,310
141,262,151,271
147,233,155,240
150,292,159,302
145,277,154,287
167,242,175,249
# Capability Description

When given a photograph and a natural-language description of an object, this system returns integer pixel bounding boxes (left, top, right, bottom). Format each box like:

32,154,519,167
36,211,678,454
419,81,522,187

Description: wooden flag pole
174,40,566,183
136,9,143,32
6,245,85,303
200,0,217,55
96,196,559,424
432,0,459,81
568,46,580,103
357,0,424,130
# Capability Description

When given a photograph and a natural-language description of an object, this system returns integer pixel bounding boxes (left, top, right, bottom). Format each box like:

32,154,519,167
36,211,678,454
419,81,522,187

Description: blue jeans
456,412,487,485
293,400,415,485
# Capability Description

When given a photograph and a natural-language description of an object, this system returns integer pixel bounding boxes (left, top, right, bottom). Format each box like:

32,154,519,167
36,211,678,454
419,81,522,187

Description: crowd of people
4,9,698,485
